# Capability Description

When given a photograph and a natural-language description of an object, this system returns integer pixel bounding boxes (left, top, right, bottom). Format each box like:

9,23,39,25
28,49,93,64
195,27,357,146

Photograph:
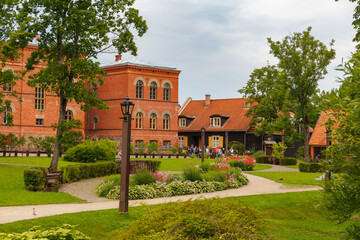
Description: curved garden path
0,164,320,224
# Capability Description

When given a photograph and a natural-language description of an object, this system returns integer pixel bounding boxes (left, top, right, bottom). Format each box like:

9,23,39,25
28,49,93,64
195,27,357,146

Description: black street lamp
119,97,134,214
201,126,205,163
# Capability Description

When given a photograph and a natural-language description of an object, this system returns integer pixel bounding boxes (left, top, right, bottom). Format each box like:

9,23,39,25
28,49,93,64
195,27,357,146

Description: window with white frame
179,118,186,127
212,136,220,148
2,107,11,124
178,136,184,148
150,113,157,129
210,117,221,127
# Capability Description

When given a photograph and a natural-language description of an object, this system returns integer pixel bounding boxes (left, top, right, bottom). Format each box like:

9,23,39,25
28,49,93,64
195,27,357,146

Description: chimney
205,94,211,107
115,55,121,61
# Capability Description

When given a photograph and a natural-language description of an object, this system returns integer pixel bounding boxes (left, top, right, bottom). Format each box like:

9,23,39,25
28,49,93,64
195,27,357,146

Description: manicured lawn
0,157,78,167
247,171,324,186
252,163,272,171
0,191,344,239
0,165,84,206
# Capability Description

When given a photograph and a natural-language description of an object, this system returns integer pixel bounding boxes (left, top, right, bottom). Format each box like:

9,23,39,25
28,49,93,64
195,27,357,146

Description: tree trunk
49,97,67,171
303,126,311,162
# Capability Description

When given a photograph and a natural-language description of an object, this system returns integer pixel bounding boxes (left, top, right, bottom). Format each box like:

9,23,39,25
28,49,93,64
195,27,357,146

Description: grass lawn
0,191,345,239
0,165,85,206
0,157,78,167
247,171,324,186
252,163,272,171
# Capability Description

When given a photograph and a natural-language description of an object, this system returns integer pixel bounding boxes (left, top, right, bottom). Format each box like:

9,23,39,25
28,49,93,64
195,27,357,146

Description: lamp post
201,126,205,163
225,131,229,156
119,97,134,214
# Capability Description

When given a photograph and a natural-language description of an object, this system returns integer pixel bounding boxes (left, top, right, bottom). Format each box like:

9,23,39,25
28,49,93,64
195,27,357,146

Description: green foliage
190,153,196,158
146,160,161,172
239,27,336,162
229,141,245,155
272,142,287,159
252,150,265,159
130,143,134,155
171,146,178,153
137,142,145,154
23,168,45,191
0,224,90,240
27,136,55,156
255,156,269,163
183,165,202,182
64,139,116,163
62,161,118,183
147,142,158,154
118,198,266,240
0,133,25,150
279,157,297,166
53,119,84,152
200,163,211,172
298,162,323,172
132,169,156,186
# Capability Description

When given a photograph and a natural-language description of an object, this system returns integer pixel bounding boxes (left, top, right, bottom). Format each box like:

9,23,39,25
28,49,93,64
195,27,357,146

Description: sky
98,0,357,105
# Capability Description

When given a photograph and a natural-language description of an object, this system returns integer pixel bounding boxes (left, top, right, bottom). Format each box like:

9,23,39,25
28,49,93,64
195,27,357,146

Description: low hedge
255,156,269,163
298,162,324,172
23,168,46,191
279,157,297,166
62,161,118,183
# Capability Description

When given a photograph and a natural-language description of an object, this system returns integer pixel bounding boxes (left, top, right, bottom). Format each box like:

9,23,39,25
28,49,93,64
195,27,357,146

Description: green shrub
272,142,287,159
299,162,323,172
62,161,118,183
23,168,45,191
130,143,134,155
0,224,90,240
146,160,161,172
229,141,245,155
229,160,254,171
183,165,202,182
132,169,156,186
64,139,117,163
190,153,196,158
118,198,266,240
252,150,265,159
280,157,298,166
256,156,269,163
171,146,178,153
200,163,211,172
147,142,159,154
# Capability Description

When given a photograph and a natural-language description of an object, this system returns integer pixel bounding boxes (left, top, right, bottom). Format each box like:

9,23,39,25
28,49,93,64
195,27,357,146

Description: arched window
2,107,11,124
93,117,98,130
65,110,73,121
136,80,144,99
135,112,143,129
150,113,157,129
163,114,170,130
150,82,157,100
163,83,170,101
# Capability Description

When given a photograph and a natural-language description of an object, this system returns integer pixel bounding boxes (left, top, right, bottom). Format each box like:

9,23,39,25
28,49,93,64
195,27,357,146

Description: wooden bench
42,168,63,190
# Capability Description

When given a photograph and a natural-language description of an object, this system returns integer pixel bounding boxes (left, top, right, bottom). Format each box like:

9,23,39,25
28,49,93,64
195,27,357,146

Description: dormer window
210,117,221,127
179,118,186,127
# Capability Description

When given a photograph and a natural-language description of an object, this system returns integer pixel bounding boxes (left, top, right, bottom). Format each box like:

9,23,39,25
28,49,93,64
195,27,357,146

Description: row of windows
3,85,46,111
179,117,222,128
135,112,170,130
136,81,171,101
2,108,74,125
135,140,171,149
178,136,223,148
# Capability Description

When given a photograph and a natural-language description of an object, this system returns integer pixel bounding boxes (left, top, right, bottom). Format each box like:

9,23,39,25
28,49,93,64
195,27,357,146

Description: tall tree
1,0,148,171
239,27,335,162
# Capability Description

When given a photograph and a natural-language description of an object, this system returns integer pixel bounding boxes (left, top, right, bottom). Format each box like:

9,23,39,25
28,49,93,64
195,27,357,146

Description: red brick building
0,45,85,142
87,56,181,150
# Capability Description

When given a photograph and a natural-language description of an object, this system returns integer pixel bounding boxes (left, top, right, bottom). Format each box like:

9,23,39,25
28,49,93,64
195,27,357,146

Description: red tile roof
309,112,331,146
178,98,252,131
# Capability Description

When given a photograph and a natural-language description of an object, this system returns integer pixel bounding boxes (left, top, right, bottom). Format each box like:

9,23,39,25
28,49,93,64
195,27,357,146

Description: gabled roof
178,98,251,131
309,112,331,146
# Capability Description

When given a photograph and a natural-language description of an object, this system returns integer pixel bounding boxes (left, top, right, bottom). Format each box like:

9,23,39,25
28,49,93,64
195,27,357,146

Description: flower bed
96,158,249,200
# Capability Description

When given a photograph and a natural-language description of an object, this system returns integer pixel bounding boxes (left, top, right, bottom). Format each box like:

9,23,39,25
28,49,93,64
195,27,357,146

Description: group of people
186,145,234,157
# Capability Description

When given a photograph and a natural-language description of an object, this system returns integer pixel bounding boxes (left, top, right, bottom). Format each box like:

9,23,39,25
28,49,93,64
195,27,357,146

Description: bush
24,168,45,191
183,165,202,182
299,162,324,172
132,169,156,186
200,163,211,172
62,161,118,183
229,160,254,171
171,146,178,153
147,142,158,154
252,150,265,159
229,141,245,155
0,224,90,240
64,139,117,163
190,153,196,158
146,160,161,172
255,156,269,163
280,157,298,166
118,198,266,240
272,142,287,159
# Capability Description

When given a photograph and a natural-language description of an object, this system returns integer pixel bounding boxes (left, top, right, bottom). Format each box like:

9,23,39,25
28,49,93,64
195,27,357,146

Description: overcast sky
98,0,357,104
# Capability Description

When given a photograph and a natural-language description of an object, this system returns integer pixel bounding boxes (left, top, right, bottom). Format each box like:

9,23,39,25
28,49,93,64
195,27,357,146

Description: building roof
309,112,331,146
101,57,179,71
178,97,252,131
